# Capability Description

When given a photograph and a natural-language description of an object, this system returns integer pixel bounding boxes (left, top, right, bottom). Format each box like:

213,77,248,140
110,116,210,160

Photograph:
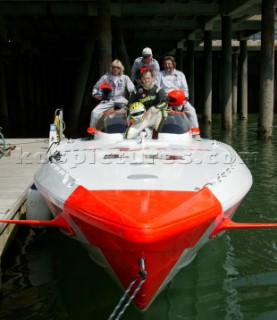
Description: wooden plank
0,138,48,217
0,138,48,256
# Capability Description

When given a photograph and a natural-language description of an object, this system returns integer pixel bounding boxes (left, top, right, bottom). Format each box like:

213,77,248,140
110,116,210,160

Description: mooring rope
108,258,147,320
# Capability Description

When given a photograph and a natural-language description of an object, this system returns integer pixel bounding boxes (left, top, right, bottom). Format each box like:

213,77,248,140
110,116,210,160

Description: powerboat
2,109,277,312
35,109,252,310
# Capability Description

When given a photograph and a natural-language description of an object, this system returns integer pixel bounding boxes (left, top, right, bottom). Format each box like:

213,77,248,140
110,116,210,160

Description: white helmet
129,102,146,123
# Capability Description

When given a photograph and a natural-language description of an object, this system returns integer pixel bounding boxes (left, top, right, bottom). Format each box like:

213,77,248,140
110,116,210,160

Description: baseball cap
142,47,152,56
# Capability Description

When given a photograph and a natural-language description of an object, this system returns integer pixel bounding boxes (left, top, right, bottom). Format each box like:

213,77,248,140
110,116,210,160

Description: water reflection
1,114,277,319
0,228,67,320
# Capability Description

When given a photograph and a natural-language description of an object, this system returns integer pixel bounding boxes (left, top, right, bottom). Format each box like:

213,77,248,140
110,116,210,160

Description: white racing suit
90,97,128,128
174,101,200,136
90,74,134,127
159,69,189,99
125,107,163,139
131,57,160,86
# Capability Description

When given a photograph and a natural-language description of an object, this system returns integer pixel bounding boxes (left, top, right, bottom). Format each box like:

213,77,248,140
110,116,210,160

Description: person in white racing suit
90,59,134,128
167,89,201,140
131,47,160,87
159,55,189,98
125,69,167,139
159,55,200,138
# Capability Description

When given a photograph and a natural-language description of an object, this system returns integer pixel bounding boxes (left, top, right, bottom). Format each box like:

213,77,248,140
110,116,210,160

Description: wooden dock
0,138,48,256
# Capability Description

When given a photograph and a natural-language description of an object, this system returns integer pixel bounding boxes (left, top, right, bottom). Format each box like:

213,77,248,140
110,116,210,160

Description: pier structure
0,138,48,284
0,0,275,138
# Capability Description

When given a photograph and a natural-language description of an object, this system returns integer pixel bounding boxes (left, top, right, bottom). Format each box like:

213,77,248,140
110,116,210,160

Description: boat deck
0,138,48,255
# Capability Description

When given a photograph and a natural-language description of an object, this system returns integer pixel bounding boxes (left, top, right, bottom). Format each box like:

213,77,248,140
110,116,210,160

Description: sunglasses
112,66,121,69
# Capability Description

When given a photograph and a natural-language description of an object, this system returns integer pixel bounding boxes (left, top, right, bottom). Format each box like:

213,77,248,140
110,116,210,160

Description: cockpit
95,109,191,136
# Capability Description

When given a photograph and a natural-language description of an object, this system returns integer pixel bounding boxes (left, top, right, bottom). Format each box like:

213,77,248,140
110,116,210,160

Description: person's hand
193,134,202,141
128,118,135,125
94,94,102,100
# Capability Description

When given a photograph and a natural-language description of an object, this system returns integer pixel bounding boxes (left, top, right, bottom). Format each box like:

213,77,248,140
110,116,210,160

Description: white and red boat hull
34,131,252,310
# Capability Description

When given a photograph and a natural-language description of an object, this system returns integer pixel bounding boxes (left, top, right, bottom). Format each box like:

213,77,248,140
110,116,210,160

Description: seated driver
125,69,167,139
167,89,201,140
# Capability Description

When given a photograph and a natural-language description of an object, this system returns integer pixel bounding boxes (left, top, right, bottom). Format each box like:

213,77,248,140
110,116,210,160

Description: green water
1,115,277,320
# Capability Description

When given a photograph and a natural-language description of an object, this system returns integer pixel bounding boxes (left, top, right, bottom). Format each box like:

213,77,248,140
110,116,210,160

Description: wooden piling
221,15,232,130
68,22,96,136
112,17,131,76
258,0,275,139
187,40,195,105
232,52,238,116
203,31,212,124
98,0,112,75
176,46,184,72
240,39,248,120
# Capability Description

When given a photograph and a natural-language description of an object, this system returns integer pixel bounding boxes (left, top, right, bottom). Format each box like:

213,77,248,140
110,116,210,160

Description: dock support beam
112,17,131,75
69,21,96,135
240,39,248,120
232,52,238,116
203,31,212,124
258,0,275,139
187,40,195,105
98,0,112,75
176,47,184,72
221,15,232,130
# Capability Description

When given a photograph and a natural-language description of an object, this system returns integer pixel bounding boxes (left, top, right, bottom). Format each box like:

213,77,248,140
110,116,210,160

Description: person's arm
148,87,167,118
179,71,189,99
92,75,105,100
153,59,160,73
155,87,167,110
128,89,139,105
153,60,161,86
125,76,135,95
131,59,139,83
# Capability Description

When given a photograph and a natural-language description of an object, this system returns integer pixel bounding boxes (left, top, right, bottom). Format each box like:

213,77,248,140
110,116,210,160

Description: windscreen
96,110,127,134
159,111,191,134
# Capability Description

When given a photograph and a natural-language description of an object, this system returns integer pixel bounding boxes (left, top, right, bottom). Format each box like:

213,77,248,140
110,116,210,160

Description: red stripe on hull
64,187,222,309
69,214,213,309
